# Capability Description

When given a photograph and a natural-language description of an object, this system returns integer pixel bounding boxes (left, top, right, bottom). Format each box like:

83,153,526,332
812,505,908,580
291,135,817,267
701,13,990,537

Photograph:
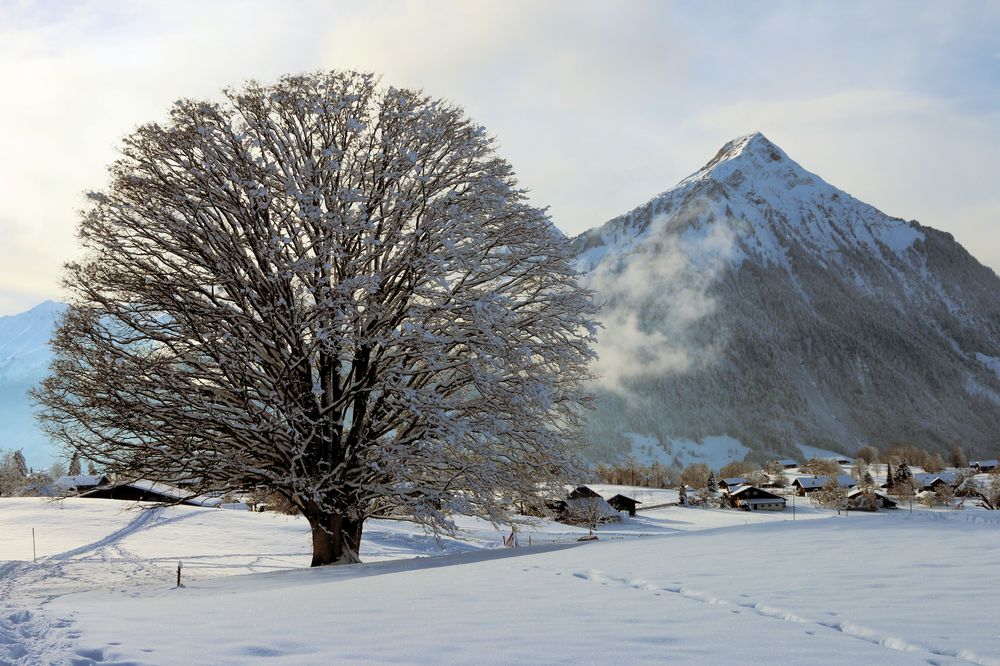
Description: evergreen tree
678,484,687,506
886,462,895,490
11,450,28,478
895,460,913,486
706,471,719,493
86,461,98,476
862,471,875,489
68,452,82,476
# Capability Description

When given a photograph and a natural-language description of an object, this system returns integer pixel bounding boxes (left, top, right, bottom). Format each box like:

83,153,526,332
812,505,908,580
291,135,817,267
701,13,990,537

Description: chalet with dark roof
729,485,786,511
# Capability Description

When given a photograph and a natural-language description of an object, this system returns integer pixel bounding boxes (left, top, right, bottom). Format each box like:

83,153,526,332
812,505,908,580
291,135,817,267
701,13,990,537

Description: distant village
3,447,1000,531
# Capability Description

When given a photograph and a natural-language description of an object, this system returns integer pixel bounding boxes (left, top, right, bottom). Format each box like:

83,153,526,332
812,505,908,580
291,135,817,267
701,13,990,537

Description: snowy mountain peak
703,132,787,170
572,135,1000,464
680,131,820,196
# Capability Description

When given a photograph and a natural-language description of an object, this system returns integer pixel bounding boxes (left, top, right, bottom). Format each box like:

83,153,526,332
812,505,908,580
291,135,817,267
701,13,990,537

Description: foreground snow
2,497,999,665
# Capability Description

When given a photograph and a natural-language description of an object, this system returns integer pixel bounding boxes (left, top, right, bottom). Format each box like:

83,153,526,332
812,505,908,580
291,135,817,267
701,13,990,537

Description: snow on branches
35,71,597,565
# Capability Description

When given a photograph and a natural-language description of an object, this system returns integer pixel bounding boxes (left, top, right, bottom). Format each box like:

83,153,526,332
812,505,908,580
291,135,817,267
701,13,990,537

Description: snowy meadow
2,495,999,665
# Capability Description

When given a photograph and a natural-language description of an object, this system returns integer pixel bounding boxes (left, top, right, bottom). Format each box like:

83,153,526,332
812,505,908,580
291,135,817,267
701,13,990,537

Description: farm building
773,459,798,469
972,460,998,473
53,475,109,495
846,488,898,511
791,475,857,496
728,486,786,511
567,486,602,500
908,473,955,492
79,480,220,507
606,494,641,516
718,477,748,491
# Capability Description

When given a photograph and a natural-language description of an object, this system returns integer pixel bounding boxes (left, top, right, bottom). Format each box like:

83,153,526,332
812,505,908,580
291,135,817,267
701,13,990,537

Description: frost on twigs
34,70,597,566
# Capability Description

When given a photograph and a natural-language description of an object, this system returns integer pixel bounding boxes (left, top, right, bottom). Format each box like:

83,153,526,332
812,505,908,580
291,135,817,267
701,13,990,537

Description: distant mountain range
0,300,65,468
573,132,1000,464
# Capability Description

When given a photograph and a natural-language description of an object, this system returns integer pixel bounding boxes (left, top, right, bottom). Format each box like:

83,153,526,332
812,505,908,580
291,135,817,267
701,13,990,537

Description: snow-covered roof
730,485,782,500
847,487,891,498
792,475,856,489
972,459,998,468
776,459,798,466
720,477,747,486
54,475,107,490
81,480,221,507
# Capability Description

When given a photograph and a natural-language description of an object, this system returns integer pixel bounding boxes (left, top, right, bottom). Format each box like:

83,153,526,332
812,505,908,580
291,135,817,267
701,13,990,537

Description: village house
53,474,109,495
791,475,857,496
846,488,898,511
718,477,748,492
972,460,998,473
728,485,786,511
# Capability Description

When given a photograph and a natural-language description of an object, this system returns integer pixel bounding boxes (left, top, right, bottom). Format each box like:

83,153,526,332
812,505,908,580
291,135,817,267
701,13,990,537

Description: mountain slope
0,300,65,467
575,133,1000,463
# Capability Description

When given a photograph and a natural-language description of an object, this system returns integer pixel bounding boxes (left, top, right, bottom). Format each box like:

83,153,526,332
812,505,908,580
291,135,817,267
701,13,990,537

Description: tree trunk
307,511,365,566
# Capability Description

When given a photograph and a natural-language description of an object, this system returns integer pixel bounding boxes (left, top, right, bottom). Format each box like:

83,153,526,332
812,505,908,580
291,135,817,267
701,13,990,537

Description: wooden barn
606,494,641,516
729,485,786,511
775,459,798,469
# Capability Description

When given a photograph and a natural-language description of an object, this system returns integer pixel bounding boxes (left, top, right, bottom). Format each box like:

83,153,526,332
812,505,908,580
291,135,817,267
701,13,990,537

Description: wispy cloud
584,203,737,395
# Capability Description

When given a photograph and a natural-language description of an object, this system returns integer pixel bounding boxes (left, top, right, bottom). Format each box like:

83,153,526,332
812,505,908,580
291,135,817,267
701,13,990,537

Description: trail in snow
569,568,998,666
0,507,174,666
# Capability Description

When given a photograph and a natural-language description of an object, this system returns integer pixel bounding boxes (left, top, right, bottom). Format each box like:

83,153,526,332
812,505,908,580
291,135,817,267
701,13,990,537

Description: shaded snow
3,497,1000,664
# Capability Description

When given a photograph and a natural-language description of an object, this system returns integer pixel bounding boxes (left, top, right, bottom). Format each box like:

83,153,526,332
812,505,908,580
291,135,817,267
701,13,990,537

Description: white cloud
0,0,997,314
583,210,736,395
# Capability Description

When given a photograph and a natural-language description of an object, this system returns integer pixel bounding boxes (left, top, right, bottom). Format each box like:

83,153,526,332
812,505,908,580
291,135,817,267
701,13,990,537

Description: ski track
0,507,172,666
568,567,998,666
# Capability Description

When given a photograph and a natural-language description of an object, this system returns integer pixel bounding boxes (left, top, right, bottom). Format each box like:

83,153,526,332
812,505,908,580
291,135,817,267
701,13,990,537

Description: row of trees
0,449,99,497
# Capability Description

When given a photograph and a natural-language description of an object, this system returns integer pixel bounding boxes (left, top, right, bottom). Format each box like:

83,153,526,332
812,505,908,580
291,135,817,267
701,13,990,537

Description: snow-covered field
2,495,999,665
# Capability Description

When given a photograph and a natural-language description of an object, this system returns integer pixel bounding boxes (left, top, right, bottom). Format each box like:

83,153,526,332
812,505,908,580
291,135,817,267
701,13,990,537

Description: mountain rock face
0,300,65,467
575,133,1000,464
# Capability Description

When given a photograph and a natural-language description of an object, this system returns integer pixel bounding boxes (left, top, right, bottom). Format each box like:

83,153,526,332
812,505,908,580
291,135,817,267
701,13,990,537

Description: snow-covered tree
34,71,597,566
0,449,28,496
68,452,82,476
893,460,914,496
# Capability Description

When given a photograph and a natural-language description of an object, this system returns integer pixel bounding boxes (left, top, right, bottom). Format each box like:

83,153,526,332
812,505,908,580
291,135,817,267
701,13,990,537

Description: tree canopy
36,71,597,565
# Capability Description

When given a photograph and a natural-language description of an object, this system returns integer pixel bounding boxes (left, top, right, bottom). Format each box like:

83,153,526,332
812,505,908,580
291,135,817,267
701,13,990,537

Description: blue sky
0,0,997,314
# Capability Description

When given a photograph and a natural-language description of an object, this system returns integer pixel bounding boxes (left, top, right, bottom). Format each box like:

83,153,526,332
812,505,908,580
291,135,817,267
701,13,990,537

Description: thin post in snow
176,561,183,588
32,528,36,563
